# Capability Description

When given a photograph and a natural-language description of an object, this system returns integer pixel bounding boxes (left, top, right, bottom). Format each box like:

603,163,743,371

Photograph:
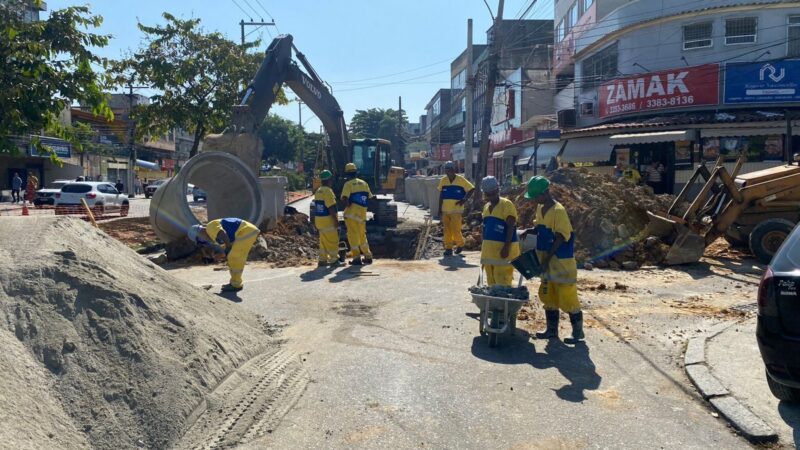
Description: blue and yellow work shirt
314,186,338,232
480,197,521,266
206,218,259,244
341,178,373,222
437,174,474,215
534,202,578,284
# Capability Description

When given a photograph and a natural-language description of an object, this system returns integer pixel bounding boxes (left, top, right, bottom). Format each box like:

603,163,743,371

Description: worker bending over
437,160,475,256
314,170,340,267
341,162,373,265
521,176,584,342
480,176,520,286
188,218,260,292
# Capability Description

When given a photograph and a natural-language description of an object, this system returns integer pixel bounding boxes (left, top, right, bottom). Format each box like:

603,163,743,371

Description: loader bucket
646,211,706,265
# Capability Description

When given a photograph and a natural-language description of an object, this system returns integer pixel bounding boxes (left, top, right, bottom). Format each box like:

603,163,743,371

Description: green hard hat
525,176,550,199
319,170,333,180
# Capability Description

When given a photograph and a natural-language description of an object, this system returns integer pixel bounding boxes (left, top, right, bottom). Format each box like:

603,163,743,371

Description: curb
683,324,778,444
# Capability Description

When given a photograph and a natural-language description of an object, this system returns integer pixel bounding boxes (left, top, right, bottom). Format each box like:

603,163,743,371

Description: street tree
118,13,287,157
350,107,407,150
0,0,112,160
259,114,305,165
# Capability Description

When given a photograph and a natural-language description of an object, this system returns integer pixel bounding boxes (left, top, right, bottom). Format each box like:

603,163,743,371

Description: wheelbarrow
470,271,530,348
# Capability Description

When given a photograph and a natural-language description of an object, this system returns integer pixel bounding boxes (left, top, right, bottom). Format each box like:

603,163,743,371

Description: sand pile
460,168,675,268
0,217,273,449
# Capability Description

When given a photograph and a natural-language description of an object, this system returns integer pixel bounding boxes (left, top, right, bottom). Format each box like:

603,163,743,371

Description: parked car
144,178,169,199
192,186,207,202
54,182,129,217
34,180,73,207
757,223,800,402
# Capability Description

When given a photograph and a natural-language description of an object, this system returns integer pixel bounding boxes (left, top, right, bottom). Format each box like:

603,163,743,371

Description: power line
240,0,265,21
229,0,252,20
252,0,276,22
330,57,456,84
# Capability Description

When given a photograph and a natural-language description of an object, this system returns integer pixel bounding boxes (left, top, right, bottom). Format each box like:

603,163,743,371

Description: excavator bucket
646,211,706,265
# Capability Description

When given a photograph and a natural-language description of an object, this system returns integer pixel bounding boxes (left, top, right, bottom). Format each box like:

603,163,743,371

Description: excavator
205,34,404,226
647,153,800,265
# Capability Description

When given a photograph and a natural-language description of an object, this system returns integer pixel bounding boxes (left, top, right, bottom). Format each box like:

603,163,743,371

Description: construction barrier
424,177,443,217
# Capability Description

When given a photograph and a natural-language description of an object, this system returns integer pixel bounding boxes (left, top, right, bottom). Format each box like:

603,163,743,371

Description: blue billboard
724,60,800,104
29,136,72,158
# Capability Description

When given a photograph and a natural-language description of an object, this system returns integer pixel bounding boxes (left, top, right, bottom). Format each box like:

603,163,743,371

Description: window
726,17,757,45
451,69,465,90
556,20,565,41
432,98,441,117
583,0,594,14
789,16,800,57
581,43,618,91
62,184,92,194
570,4,579,29
683,22,713,50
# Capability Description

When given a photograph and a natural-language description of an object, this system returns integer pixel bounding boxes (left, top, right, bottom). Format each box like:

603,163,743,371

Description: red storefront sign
161,159,175,170
598,64,720,119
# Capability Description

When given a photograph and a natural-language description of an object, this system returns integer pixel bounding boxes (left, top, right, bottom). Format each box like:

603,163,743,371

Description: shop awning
609,130,694,145
516,142,563,166
491,147,524,159
135,159,160,170
562,136,614,163
701,128,787,138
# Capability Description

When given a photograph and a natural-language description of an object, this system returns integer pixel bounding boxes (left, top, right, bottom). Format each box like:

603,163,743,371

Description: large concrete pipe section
149,151,264,242
425,176,443,217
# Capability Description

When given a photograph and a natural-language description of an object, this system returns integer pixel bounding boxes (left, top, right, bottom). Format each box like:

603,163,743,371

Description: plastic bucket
511,250,542,280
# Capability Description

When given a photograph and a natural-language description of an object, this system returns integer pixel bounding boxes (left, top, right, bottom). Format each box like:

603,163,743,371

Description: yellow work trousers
226,233,259,289
538,280,581,313
483,264,514,287
345,217,372,258
442,213,465,250
318,228,339,263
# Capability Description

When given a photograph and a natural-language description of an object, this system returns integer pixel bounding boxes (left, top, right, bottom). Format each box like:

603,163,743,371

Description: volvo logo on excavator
301,74,323,100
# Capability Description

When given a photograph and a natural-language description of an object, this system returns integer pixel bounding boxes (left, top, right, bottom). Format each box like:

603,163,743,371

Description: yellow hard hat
345,163,358,173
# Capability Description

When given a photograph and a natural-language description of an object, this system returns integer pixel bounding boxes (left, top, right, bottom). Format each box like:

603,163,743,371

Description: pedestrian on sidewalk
25,172,38,204
134,176,143,196
341,163,373,266
437,161,474,257
314,170,340,267
11,172,22,203
645,161,665,194
115,179,124,194
187,218,260,292
520,176,584,342
480,176,520,287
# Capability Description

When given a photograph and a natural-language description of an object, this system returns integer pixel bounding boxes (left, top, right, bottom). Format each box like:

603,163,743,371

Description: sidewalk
704,318,800,446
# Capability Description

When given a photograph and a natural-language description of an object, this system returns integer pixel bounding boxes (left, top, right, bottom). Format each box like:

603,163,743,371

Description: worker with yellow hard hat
187,218,260,292
479,176,520,286
520,176,584,342
314,170,340,267
340,162,373,265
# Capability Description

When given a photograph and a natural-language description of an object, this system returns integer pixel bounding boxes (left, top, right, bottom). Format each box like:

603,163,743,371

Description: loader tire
749,219,796,265
724,234,747,248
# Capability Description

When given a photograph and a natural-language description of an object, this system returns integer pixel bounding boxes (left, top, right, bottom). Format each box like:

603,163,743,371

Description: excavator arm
210,34,349,177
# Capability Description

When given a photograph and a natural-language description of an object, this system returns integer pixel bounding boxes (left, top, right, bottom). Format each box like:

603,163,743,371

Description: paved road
170,256,750,449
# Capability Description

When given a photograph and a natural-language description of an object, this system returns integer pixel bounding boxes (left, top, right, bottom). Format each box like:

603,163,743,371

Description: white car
34,179,73,207
55,182,129,217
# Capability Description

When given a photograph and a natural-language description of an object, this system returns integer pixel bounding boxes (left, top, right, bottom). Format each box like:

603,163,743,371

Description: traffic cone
21,201,29,216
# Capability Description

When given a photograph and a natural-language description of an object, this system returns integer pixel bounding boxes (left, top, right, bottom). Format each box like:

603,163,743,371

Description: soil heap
248,213,318,267
0,217,273,449
462,168,675,268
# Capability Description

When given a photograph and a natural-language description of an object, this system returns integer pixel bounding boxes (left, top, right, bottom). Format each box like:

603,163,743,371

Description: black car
144,178,168,199
757,222,800,401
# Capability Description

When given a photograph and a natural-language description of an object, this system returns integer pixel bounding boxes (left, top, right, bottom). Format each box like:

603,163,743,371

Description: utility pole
786,109,793,162
473,0,504,206
397,96,405,167
465,18,474,181
126,83,146,199
239,20,276,46
297,99,303,128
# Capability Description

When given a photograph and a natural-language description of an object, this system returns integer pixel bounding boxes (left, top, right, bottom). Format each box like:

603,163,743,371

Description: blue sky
46,0,552,132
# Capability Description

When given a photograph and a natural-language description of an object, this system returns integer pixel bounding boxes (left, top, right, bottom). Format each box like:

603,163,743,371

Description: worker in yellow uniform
621,163,641,185
480,176,520,286
188,218,260,292
437,161,475,256
521,176,584,343
341,162,373,265
314,170,340,267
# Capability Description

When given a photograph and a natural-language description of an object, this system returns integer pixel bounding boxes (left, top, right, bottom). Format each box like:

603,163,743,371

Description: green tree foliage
349,108,407,150
0,0,112,159
259,114,305,165
117,13,287,157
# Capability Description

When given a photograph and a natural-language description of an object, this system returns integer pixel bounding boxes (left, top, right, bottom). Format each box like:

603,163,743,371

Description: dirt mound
249,213,318,267
461,169,675,268
0,217,273,449
99,217,160,250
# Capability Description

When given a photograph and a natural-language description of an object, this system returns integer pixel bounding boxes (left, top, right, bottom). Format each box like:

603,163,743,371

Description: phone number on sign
645,95,695,108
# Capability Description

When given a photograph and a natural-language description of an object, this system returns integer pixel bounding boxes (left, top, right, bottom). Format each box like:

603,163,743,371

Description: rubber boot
535,310,559,339
565,311,585,344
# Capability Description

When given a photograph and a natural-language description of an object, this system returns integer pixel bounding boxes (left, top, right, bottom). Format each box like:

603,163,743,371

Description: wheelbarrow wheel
488,331,498,347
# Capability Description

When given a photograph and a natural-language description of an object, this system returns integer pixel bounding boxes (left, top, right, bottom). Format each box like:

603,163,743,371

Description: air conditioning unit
580,102,595,116
557,109,577,128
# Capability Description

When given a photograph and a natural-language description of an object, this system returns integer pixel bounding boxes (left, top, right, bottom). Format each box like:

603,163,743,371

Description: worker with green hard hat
521,175,585,343
313,170,340,266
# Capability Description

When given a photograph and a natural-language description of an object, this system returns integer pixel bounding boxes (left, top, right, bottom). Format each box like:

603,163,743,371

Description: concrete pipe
425,177,443,216
405,177,421,205
150,151,264,242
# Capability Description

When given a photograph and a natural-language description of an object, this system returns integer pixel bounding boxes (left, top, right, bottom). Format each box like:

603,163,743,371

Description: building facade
553,0,800,193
